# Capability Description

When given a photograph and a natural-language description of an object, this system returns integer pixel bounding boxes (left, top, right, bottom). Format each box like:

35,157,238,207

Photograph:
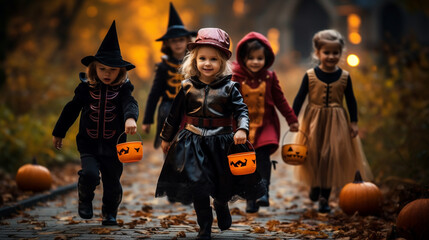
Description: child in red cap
155,28,265,240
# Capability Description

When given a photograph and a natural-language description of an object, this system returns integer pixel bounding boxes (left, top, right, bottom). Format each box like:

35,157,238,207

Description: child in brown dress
292,29,372,213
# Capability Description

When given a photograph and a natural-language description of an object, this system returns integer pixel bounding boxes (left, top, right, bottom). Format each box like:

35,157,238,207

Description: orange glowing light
267,28,280,55
349,32,361,44
233,0,245,16
86,6,98,18
347,54,360,67
348,14,361,28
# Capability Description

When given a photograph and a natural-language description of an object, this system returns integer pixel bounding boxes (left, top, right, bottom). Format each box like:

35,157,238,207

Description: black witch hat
81,20,135,70
156,2,197,41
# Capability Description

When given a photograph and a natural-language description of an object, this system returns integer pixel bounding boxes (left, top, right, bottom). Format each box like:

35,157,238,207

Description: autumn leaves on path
0,144,394,239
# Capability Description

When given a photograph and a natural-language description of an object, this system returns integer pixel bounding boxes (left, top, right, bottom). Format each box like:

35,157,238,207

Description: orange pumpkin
228,152,256,175
227,141,256,175
281,130,307,165
116,132,143,163
396,196,429,239
16,157,52,192
281,144,307,165
339,170,382,216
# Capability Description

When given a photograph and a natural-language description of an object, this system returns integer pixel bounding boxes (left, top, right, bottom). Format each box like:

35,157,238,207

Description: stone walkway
0,144,332,240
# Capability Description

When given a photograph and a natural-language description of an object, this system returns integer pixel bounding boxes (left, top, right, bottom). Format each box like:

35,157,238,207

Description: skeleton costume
52,21,139,225
142,2,196,148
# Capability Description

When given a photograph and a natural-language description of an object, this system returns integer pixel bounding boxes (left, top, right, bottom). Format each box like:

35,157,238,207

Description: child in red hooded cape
232,32,299,213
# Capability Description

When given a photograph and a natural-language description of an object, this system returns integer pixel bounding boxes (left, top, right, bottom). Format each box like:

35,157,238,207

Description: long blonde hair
180,45,231,79
86,61,128,87
312,29,345,61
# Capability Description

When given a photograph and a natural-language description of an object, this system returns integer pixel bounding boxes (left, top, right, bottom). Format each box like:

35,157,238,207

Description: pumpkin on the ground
15,157,52,192
339,170,382,216
396,195,429,240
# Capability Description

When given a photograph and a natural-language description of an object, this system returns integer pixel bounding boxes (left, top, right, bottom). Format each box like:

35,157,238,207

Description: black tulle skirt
155,129,266,204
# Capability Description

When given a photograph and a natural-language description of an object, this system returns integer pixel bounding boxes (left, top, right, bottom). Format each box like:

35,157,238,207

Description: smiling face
316,41,342,72
95,62,120,85
196,46,222,84
245,48,265,73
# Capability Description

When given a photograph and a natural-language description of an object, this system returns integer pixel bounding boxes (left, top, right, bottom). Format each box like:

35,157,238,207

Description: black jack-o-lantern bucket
116,132,143,163
227,141,256,175
281,130,308,165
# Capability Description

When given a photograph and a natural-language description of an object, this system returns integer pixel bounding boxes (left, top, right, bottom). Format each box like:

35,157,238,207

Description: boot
77,184,94,219
102,206,118,226
78,201,93,219
256,193,269,207
318,197,331,213
318,188,331,213
256,179,269,207
246,199,259,213
101,188,122,225
309,187,320,202
213,200,231,230
195,207,213,240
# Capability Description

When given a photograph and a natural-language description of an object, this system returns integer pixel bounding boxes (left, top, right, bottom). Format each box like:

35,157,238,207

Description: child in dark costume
232,32,299,213
292,29,372,213
142,2,196,148
155,28,266,240
52,21,139,225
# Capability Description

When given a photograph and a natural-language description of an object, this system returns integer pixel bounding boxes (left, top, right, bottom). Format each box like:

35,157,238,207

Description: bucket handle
281,129,308,146
116,131,143,146
227,140,255,155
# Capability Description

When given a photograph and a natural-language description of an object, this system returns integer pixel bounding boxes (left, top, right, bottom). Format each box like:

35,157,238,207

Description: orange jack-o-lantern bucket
116,132,143,163
281,130,308,165
227,141,256,175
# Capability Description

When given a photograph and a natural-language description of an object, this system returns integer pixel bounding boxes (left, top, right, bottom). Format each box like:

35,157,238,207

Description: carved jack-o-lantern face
281,144,307,165
228,152,256,175
116,141,143,163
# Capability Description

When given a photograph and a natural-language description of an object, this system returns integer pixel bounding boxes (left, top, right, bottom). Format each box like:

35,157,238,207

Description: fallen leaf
252,226,266,233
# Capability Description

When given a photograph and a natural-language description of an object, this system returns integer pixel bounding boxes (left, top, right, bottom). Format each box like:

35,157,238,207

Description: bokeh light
347,54,360,67
348,14,361,28
349,32,362,44
233,0,245,16
86,6,98,18
268,28,280,55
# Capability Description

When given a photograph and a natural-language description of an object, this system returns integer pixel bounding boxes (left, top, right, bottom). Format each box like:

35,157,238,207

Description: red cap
187,28,232,59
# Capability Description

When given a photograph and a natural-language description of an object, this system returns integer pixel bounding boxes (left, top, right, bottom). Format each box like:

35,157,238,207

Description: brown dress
295,69,372,188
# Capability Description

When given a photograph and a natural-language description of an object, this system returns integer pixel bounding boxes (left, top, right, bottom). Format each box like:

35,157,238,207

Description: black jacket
160,75,249,142
142,56,182,124
53,75,139,156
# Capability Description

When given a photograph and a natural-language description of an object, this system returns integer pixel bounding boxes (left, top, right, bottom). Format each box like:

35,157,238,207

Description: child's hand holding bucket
125,118,137,134
234,129,247,145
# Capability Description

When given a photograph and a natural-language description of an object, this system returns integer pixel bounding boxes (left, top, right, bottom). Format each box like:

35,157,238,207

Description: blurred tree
0,0,203,172
1,0,84,114
351,36,429,185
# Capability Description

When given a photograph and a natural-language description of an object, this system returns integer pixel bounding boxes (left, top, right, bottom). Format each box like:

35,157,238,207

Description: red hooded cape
232,32,297,154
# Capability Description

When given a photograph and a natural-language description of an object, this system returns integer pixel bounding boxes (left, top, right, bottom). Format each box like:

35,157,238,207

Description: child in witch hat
52,20,139,225
141,2,196,149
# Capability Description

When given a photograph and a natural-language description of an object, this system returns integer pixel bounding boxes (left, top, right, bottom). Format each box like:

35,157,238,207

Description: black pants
256,145,272,184
78,153,123,212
